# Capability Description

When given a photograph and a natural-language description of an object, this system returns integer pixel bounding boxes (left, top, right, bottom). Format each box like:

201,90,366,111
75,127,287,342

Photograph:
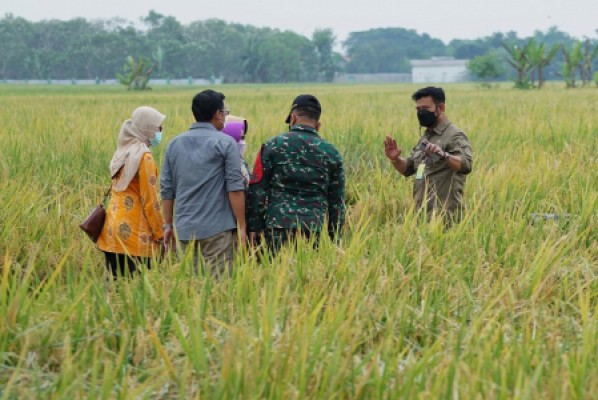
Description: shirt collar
189,122,218,131
427,118,451,136
290,124,319,135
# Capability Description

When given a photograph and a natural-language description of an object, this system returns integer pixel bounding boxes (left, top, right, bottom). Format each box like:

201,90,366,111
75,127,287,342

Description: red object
250,145,264,184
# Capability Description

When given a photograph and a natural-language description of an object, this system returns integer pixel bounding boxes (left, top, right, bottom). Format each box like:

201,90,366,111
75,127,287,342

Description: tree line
0,12,341,83
469,36,598,88
1,12,597,85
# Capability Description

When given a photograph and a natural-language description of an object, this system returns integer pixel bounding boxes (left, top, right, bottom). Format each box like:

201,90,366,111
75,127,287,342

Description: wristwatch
162,223,173,230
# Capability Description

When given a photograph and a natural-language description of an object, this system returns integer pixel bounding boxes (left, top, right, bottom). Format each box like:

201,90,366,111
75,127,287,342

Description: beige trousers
180,230,235,278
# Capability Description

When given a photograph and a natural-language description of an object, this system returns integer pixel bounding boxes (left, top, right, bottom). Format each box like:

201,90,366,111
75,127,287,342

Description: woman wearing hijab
97,106,166,277
222,115,251,189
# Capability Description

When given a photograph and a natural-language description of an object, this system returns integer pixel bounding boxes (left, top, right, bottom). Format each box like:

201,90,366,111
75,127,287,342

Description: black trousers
103,251,150,278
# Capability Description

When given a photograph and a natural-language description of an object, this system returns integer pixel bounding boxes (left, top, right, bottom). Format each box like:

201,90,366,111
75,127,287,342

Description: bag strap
101,168,120,204
101,185,112,204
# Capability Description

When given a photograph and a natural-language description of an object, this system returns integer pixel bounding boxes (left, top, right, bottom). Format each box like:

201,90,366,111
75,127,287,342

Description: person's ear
438,103,446,114
315,121,321,131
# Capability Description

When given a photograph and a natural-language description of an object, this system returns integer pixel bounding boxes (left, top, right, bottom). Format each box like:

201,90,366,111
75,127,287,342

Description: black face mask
417,109,437,128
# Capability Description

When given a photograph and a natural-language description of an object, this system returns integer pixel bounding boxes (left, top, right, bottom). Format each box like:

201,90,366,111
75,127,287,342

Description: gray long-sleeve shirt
160,122,245,240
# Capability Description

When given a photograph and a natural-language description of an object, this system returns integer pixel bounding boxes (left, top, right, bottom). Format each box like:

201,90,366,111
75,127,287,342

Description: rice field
0,83,596,399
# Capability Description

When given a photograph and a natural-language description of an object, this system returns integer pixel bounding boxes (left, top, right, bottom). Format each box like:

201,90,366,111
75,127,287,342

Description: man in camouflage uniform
247,94,345,254
384,87,473,223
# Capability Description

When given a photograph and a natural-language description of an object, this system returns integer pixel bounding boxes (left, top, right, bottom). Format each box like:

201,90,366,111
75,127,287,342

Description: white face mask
237,139,247,156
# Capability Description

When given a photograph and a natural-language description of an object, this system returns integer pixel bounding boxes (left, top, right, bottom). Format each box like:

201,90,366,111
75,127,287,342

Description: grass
0,83,596,399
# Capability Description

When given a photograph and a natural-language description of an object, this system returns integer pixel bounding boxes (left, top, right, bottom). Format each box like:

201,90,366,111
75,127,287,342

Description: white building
410,57,469,83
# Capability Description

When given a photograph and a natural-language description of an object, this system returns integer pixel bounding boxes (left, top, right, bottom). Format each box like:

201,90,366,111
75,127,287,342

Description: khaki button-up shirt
404,118,473,217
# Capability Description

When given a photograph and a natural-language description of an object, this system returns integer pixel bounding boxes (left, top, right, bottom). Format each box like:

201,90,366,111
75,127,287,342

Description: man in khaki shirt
384,87,473,222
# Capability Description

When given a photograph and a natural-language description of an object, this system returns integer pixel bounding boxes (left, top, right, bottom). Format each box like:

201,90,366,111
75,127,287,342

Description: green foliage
0,12,341,84
116,55,154,90
449,39,488,59
594,71,598,86
239,29,319,83
0,84,597,398
581,39,598,86
561,41,584,88
343,28,447,73
559,39,598,88
312,29,340,82
502,41,534,89
449,32,519,59
526,39,560,88
467,51,506,85
0,12,597,85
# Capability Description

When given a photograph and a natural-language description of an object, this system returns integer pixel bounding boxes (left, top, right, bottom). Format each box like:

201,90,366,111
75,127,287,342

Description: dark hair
294,107,321,122
192,89,225,122
411,86,445,104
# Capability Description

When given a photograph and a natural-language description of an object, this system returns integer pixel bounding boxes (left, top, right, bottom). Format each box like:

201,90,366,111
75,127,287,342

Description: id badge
415,163,425,180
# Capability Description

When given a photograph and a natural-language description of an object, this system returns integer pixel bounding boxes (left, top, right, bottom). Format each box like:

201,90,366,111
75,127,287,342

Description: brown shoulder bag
79,185,111,243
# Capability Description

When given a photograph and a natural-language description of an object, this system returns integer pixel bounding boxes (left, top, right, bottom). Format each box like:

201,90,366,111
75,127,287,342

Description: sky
2,0,597,46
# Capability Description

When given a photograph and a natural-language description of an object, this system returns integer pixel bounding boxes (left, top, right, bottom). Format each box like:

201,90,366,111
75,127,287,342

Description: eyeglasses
220,108,230,116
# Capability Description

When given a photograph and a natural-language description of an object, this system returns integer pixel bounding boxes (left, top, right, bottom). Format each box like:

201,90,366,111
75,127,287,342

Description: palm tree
116,55,154,90
561,41,583,88
526,39,560,88
502,41,533,88
581,38,598,87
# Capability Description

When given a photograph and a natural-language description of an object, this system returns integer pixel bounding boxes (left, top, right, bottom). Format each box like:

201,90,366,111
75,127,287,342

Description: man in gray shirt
161,89,246,277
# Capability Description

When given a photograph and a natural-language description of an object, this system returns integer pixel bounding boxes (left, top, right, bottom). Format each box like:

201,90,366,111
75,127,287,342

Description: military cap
285,94,322,123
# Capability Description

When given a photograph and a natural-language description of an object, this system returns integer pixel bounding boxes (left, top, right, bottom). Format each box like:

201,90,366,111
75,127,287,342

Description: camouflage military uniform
247,124,345,251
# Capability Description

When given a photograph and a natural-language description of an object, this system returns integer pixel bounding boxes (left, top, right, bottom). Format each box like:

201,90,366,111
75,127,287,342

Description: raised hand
384,135,402,161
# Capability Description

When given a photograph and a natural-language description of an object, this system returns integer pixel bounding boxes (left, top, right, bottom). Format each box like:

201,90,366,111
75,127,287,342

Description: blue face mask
150,131,162,147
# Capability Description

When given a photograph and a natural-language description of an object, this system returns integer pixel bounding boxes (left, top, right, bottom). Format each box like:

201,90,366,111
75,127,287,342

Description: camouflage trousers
265,228,321,256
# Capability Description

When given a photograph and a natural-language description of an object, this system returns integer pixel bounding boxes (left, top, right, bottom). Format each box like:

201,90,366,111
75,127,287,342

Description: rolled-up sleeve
160,145,174,200
448,133,473,174
404,151,416,177
223,140,245,192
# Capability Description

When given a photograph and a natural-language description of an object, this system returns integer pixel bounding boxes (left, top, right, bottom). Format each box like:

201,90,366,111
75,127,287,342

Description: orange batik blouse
97,153,164,257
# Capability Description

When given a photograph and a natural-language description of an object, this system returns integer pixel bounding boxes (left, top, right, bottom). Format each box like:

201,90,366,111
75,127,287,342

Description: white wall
412,65,468,83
